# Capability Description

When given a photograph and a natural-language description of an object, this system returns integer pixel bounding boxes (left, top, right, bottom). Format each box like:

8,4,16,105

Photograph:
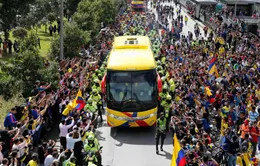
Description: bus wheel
110,127,117,137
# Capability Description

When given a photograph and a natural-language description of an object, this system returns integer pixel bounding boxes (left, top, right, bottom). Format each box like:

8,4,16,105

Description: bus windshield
107,70,157,112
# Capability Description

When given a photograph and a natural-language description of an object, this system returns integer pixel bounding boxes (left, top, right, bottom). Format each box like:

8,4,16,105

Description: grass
6,23,58,59
36,25,58,57
0,94,25,129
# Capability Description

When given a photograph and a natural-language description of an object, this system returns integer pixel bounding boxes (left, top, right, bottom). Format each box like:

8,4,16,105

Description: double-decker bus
101,36,162,127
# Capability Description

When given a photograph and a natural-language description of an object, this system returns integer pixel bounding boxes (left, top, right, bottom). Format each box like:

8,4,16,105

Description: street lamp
60,0,64,60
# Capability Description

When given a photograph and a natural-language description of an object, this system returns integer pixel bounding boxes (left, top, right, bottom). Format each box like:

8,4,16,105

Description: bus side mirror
157,73,162,93
101,74,107,94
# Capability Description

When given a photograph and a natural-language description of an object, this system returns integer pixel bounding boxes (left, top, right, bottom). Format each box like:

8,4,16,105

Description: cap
32,153,38,158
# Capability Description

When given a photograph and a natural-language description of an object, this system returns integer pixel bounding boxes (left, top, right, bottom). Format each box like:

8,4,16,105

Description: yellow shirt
255,89,260,100
28,160,38,166
223,106,230,112
219,47,225,54
219,38,225,45
175,96,181,102
203,48,208,54
220,119,228,136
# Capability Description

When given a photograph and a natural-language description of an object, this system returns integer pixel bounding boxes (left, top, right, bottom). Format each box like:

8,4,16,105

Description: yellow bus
131,0,144,11
101,36,162,127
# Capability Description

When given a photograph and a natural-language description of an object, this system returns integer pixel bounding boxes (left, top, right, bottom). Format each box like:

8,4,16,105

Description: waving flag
73,90,86,110
171,134,187,166
208,56,217,72
208,56,219,77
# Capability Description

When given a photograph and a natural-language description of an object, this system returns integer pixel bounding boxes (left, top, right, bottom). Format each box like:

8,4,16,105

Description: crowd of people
1,0,260,165
150,0,260,165
0,6,124,166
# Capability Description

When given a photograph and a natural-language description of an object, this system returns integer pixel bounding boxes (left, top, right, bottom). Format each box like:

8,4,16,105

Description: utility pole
60,0,64,60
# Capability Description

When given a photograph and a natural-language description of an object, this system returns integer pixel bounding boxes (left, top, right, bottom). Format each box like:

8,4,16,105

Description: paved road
98,119,173,166
148,1,206,38
99,2,206,166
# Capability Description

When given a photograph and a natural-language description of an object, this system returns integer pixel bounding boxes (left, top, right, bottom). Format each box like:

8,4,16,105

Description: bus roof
107,36,156,71
112,36,150,49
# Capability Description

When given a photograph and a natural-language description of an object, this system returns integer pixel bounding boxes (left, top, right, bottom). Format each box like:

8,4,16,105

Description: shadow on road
158,150,172,160
111,127,173,146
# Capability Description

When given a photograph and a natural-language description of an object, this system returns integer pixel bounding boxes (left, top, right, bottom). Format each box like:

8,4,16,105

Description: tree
96,0,117,27
73,0,100,37
65,0,81,19
12,27,28,39
0,0,35,39
17,0,59,33
73,0,120,38
49,22,90,59
0,33,59,98
0,68,24,100
47,12,57,24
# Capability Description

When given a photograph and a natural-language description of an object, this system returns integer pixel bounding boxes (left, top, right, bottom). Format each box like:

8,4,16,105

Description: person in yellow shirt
219,45,225,56
220,118,228,146
27,153,38,166
236,134,251,166
219,37,225,45
255,87,260,100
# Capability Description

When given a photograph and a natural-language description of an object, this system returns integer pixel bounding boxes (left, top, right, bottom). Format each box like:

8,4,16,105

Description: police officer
163,93,172,131
168,78,176,98
84,135,102,166
91,89,103,122
155,112,167,154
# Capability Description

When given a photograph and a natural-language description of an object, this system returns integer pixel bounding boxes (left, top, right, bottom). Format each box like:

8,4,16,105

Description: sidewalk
147,1,206,38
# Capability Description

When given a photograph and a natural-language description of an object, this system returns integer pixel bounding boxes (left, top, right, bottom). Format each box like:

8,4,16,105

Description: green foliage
48,37,60,60
0,70,24,100
49,22,90,59
0,33,59,98
73,0,100,37
12,27,28,39
17,0,59,29
65,0,81,17
97,0,117,26
0,94,25,127
47,12,57,23
39,62,60,89
18,33,39,53
73,0,122,39
0,0,35,39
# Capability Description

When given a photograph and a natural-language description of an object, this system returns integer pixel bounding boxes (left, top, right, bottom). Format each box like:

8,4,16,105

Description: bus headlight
135,113,156,120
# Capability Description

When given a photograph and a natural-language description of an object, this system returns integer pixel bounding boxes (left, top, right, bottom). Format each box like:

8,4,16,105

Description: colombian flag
171,134,186,166
73,90,86,110
208,56,219,77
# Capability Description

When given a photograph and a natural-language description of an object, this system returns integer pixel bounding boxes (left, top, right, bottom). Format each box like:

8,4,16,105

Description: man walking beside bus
155,112,167,154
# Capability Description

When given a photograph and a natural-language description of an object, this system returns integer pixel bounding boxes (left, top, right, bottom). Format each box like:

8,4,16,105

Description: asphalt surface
98,119,173,166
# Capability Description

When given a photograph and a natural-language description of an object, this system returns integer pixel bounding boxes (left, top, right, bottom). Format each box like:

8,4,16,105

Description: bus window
107,70,157,112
